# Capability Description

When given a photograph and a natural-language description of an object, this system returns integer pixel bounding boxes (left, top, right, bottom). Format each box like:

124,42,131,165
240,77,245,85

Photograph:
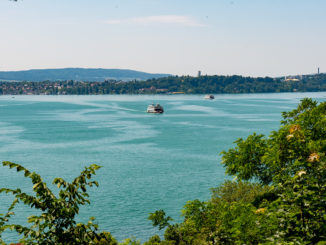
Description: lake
0,93,325,242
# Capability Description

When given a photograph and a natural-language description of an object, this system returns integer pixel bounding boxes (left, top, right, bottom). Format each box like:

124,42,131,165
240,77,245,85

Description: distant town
0,72,325,95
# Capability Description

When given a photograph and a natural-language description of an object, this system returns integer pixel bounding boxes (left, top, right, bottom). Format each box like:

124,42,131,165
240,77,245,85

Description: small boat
147,103,164,114
204,94,215,100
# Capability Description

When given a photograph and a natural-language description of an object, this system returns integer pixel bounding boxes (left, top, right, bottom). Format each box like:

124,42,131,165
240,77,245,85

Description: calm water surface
1,93,325,242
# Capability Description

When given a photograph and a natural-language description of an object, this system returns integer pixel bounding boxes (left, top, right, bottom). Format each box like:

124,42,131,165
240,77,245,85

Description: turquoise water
1,93,326,242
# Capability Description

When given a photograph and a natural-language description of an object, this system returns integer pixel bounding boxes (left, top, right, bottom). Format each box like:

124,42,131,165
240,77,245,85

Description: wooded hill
0,68,170,82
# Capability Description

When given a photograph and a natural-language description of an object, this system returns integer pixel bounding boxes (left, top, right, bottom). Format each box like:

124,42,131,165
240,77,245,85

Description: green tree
148,181,277,245
0,161,116,244
148,210,173,230
143,235,161,245
119,237,141,245
221,98,326,243
210,180,271,204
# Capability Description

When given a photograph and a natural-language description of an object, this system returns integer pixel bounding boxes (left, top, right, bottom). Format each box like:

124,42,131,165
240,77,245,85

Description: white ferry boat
204,94,215,100
147,104,164,113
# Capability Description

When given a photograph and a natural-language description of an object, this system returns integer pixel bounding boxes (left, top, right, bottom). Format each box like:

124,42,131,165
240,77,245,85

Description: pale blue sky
0,0,325,76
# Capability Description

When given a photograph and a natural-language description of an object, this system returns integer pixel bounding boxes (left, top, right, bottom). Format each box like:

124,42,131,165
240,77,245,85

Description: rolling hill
0,68,171,82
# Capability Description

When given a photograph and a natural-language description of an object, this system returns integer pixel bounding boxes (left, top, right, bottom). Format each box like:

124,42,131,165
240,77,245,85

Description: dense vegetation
1,74,325,95
1,98,325,244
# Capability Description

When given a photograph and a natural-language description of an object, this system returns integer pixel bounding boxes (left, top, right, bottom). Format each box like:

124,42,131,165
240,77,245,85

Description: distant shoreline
1,73,325,95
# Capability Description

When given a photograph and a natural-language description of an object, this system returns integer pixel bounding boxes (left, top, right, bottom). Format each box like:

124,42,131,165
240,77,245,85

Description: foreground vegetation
1,73,326,95
152,98,325,244
1,98,325,244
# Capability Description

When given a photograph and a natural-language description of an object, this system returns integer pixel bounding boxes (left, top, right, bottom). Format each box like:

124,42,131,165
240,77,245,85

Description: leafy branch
0,161,112,244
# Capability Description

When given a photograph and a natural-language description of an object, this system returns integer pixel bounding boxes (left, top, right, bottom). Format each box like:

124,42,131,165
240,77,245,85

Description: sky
0,0,325,77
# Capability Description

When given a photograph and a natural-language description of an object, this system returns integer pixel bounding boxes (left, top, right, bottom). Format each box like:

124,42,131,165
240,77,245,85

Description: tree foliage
145,180,278,245
221,98,326,243
0,161,117,244
148,210,173,230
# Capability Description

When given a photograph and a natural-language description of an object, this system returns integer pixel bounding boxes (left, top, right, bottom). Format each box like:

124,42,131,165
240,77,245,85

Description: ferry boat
147,104,164,114
204,94,215,100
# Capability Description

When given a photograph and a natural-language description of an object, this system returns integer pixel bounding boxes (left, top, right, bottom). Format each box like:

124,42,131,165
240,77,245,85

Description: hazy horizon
0,67,322,79
1,0,325,77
